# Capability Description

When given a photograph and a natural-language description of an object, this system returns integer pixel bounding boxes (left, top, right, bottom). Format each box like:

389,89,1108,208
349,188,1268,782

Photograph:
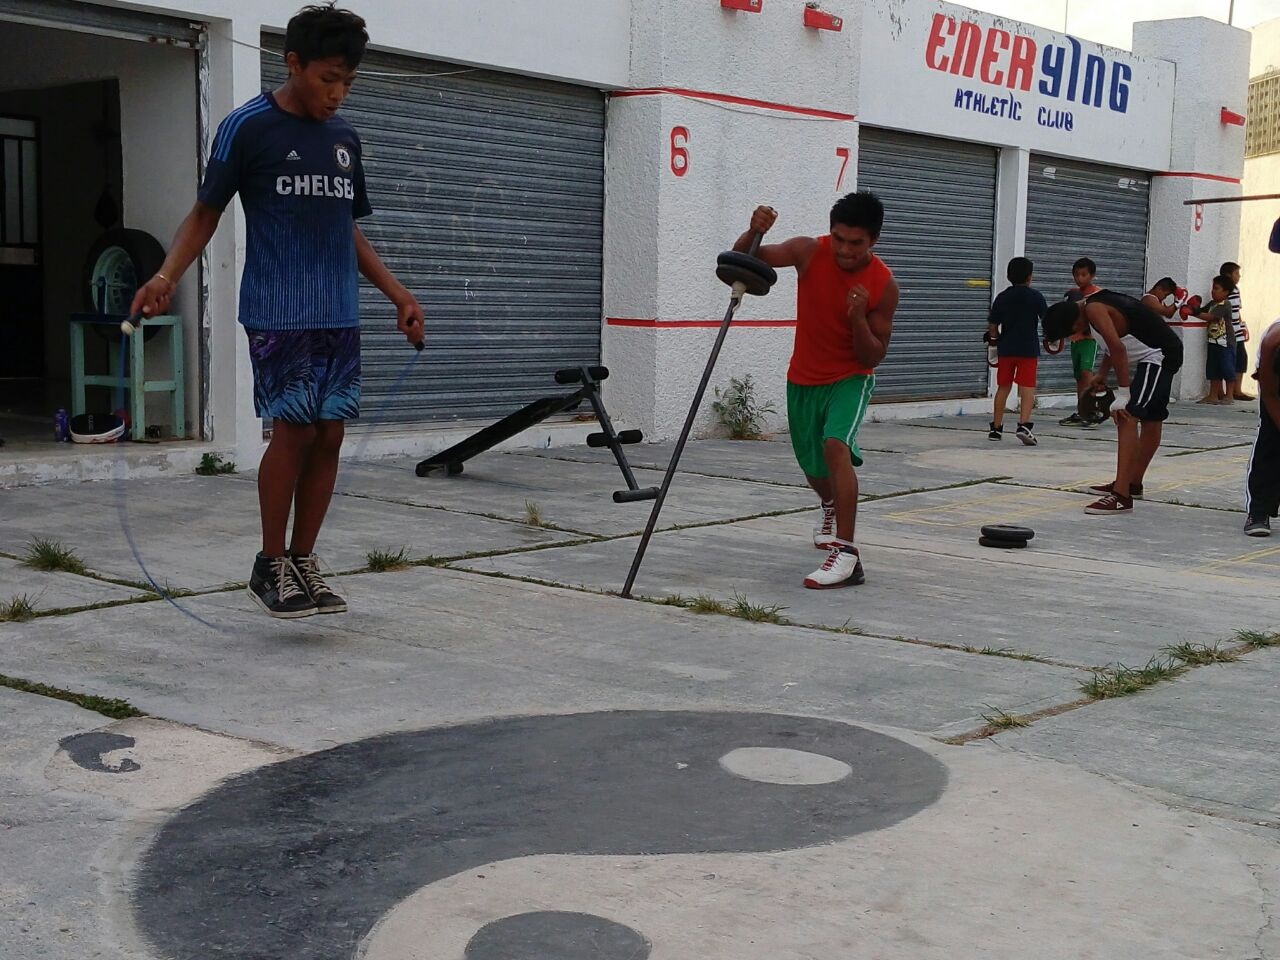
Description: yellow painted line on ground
1202,543,1280,571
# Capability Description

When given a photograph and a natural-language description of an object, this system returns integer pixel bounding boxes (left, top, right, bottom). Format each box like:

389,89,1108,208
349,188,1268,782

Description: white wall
860,0,1175,169
1135,17,1250,399
0,22,199,433
604,0,859,440
1239,17,1280,375
89,0,632,88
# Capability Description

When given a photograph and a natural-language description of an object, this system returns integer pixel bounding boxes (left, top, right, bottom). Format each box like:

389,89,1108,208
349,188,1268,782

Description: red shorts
996,356,1038,388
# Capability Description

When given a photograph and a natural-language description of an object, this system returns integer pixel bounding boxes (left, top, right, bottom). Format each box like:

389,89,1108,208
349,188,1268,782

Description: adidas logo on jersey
286,150,301,161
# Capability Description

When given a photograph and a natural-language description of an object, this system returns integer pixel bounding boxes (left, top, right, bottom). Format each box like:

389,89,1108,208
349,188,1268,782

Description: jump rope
115,313,423,631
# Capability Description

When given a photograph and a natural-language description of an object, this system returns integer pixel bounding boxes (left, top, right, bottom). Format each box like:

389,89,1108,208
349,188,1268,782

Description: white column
991,147,1030,401
1134,17,1250,400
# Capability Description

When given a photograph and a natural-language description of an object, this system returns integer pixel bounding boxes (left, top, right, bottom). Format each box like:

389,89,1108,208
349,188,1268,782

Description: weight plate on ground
978,536,1028,549
980,524,1034,542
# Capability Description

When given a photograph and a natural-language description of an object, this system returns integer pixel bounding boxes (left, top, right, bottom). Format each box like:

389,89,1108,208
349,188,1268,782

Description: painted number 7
835,147,851,190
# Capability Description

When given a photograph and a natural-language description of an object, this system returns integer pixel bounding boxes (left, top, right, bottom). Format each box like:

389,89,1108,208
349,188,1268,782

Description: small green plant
728,592,788,624
523,500,549,528
688,594,730,615
195,453,237,476
1079,657,1187,700
366,548,411,572
0,674,142,719
980,706,1030,730
1163,641,1241,666
22,538,87,575
712,374,777,440
0,595,38,622
1236,629,1280,649
659,594,689,607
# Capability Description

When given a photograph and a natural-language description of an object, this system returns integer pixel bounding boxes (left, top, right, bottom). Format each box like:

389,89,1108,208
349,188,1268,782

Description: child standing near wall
1197,276,1237,405
986,257,1047,445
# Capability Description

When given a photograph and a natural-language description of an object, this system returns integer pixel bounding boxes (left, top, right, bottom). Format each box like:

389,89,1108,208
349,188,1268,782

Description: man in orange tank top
732,192,899,588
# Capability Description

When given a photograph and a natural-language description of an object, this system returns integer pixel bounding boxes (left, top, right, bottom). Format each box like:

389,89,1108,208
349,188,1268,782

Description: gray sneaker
1244,516,1272,537
290,552,348,613
1059,412,1085,426
248,553,318,619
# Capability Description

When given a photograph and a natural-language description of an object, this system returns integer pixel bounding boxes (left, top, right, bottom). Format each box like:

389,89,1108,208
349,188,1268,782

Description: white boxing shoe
803,545,866,589
813,501,837,550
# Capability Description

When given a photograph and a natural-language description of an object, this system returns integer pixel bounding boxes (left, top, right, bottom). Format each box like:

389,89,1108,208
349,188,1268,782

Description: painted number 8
670,126,689,177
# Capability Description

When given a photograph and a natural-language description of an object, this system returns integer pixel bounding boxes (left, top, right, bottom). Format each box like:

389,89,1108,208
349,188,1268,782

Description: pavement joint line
443,562,1102,670
0,672,145,719
940,631,1280,746
993,479,1251,515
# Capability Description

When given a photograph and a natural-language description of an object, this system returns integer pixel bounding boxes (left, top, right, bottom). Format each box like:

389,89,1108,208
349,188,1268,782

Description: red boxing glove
1174,286,1187,301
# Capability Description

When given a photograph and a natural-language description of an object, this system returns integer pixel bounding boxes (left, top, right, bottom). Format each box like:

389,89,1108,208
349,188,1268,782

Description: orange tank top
788,237,894,385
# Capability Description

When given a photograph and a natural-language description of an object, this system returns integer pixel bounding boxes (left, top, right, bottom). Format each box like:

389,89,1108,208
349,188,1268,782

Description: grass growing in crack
0,594,38,622
1237,629,1280,649
366,547,411,572
961,645,1051,664
728,592,788,624
0,673,143,719
22,538,87,575
195,452,237,475
688,594,730,615
1079,657,1187,699
658,594,689,607
523,500,549,528
980,706,1030,730
1163,641,1242,666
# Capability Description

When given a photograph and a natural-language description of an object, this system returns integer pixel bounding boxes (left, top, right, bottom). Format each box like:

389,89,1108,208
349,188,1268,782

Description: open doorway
0,14,200,459
0,81,123,445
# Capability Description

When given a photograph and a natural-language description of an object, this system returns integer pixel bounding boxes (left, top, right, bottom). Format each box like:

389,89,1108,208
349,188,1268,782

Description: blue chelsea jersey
198,92,373,330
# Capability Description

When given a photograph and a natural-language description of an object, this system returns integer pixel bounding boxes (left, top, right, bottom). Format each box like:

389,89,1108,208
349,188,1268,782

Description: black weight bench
414,366,658,504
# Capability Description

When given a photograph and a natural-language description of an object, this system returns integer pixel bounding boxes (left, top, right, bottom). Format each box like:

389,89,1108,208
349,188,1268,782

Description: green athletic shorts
787,375,875,478
1071,338,1098,380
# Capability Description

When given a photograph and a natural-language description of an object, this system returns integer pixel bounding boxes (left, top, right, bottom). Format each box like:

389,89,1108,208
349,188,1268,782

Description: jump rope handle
121,312,143,336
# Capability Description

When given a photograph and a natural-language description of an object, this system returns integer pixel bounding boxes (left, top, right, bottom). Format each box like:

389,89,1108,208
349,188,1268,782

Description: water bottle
54,408,69,442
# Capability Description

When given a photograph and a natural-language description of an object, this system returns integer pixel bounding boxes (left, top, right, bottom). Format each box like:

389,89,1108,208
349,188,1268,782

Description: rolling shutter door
1025,157,1151,394
263,44,605,423
856,128,996,401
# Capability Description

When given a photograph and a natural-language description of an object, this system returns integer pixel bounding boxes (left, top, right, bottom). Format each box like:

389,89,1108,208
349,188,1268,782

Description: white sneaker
803,547,866,589
813,502,837,550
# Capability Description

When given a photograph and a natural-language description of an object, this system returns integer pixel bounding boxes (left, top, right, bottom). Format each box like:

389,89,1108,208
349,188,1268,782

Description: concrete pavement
1,401,1277,959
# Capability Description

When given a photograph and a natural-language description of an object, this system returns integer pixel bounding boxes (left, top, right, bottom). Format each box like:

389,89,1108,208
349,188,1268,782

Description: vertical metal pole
1229,0,1235,25
620,289,744,598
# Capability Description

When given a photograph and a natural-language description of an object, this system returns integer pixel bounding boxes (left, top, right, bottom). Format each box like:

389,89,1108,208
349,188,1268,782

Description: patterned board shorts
245,327,361,424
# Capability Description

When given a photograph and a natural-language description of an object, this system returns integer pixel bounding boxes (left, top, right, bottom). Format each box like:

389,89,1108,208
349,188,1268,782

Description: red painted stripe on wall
1154,171,1242,184
607,317,798,328
610,87,856,121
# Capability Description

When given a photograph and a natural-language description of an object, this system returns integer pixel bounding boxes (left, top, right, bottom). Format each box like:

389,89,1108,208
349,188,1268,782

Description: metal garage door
856,128,996,401
263,44,605,424
1025,157,1151,394
0,0,201,45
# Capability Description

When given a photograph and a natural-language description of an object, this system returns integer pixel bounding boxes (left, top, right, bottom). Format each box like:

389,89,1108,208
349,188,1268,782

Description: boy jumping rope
130,5,424,618
734,192,899,589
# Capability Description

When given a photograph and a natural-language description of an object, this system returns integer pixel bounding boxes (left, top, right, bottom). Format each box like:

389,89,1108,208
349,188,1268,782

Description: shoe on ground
813,502,837,550
1084,493,1134,515
1059,412,1085,426
988,421,1003,441
804,546,866,589
1016,422,1037,446
1087,481,1144,499
1244,516,1272,537
248,553,318,618
291,552,348,613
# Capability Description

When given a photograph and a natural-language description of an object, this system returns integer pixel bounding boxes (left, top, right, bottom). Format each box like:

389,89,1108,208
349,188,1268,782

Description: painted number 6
1194,203,1204,233
670,126,689,177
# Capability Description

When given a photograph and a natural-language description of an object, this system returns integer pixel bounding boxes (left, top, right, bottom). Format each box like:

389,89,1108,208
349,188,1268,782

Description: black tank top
1085,290,1184,374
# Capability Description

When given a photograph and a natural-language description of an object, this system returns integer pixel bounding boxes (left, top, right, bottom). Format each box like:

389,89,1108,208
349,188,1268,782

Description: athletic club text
926,13,1132,115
